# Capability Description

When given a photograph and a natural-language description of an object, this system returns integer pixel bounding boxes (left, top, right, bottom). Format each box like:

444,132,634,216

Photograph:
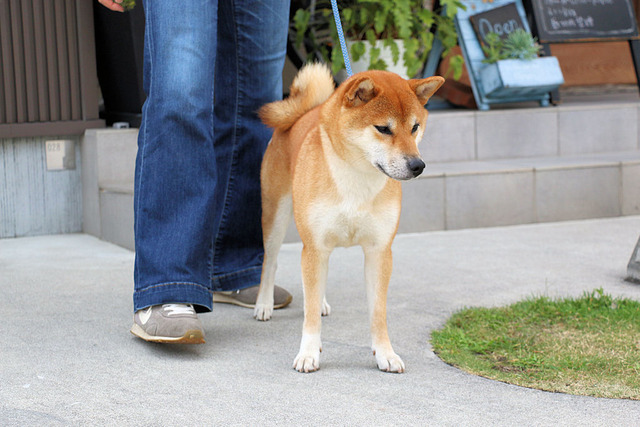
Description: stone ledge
424,150,640,177
423,101,640,163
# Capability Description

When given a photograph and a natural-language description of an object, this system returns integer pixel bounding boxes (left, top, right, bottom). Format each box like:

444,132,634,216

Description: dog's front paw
293,350,320,373
374,350,405,373
253,304,273,321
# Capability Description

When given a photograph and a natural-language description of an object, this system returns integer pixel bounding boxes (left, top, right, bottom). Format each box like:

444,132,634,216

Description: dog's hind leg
321,295,331,316
364,244,405,373
254,192,292,321
255,137,293,321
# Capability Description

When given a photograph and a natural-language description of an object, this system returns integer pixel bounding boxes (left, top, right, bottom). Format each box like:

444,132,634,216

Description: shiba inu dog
254,63,444,373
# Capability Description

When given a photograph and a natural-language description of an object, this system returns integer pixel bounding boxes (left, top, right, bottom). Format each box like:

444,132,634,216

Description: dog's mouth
375,162,393,179
374,161,423,181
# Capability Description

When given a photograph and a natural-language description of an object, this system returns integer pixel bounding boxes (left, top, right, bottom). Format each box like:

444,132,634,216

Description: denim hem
212,266,262,292
133,281,213,313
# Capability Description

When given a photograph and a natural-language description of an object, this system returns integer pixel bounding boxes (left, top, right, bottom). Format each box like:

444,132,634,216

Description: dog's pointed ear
345,77,377,107
409,76,445,105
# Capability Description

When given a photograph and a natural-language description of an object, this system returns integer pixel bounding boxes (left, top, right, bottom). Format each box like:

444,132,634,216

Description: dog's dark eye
375,125,393,135
411,123,419,134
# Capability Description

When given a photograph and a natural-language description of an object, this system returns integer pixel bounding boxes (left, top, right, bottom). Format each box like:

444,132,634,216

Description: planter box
479,57,564,99
346,40,408,79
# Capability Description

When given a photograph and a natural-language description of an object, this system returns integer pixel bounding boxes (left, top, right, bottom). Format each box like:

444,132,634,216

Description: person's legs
133,0,218,313
133,0,291,321
210,0,290,291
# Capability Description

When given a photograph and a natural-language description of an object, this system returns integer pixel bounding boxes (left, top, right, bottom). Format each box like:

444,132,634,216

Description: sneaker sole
212,293,292,309
130,323,205,344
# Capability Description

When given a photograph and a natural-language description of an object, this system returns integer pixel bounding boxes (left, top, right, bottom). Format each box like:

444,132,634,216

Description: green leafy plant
481,28,542,64
293,0,465,79
119,0,135,11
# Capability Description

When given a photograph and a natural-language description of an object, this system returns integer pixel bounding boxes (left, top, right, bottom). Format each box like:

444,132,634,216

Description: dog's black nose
408,158,425,177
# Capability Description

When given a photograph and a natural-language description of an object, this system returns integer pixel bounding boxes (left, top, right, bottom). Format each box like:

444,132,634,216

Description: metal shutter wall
0,0,100,136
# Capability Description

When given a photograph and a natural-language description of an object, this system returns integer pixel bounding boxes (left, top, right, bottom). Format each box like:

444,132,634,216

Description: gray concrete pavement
2,216,640,425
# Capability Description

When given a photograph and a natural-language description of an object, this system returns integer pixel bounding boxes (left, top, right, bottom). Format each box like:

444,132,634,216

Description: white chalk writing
543,0,613,5
535,0,636,37
478,17,522,38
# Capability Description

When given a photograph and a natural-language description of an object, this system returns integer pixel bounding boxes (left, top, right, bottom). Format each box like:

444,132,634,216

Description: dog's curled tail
259,62,334,132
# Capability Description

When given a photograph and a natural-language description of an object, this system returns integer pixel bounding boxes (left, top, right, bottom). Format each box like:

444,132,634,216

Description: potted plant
292,0,465,79
478,29,564,99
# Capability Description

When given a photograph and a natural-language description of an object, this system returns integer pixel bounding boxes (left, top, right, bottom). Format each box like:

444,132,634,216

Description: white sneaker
130,304,205,344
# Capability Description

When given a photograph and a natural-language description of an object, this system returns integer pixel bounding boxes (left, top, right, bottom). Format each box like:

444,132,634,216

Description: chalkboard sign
528,0,639,42
470,3,527,44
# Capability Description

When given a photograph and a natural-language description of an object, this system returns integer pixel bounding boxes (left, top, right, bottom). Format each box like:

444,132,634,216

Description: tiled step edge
396,151,640,234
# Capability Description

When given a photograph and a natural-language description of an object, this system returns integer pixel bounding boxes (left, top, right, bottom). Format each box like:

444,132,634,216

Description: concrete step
82,99,640,248
398,151,640,235
81,129,137,250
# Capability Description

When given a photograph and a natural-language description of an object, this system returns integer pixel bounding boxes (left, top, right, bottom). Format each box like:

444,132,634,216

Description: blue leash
330,0,353,77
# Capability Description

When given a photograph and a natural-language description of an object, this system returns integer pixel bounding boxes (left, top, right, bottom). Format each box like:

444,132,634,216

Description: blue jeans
133,0,290,312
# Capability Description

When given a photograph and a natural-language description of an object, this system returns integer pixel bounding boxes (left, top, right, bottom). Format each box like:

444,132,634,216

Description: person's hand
98,0,125,12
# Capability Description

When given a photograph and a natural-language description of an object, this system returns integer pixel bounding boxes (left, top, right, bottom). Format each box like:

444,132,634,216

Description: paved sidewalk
2,216,640,425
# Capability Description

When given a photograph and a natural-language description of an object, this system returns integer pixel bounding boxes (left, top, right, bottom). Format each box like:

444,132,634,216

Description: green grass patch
431,289,640,400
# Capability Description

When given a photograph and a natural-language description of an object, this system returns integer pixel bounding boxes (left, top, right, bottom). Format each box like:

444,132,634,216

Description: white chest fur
304,130,401,249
